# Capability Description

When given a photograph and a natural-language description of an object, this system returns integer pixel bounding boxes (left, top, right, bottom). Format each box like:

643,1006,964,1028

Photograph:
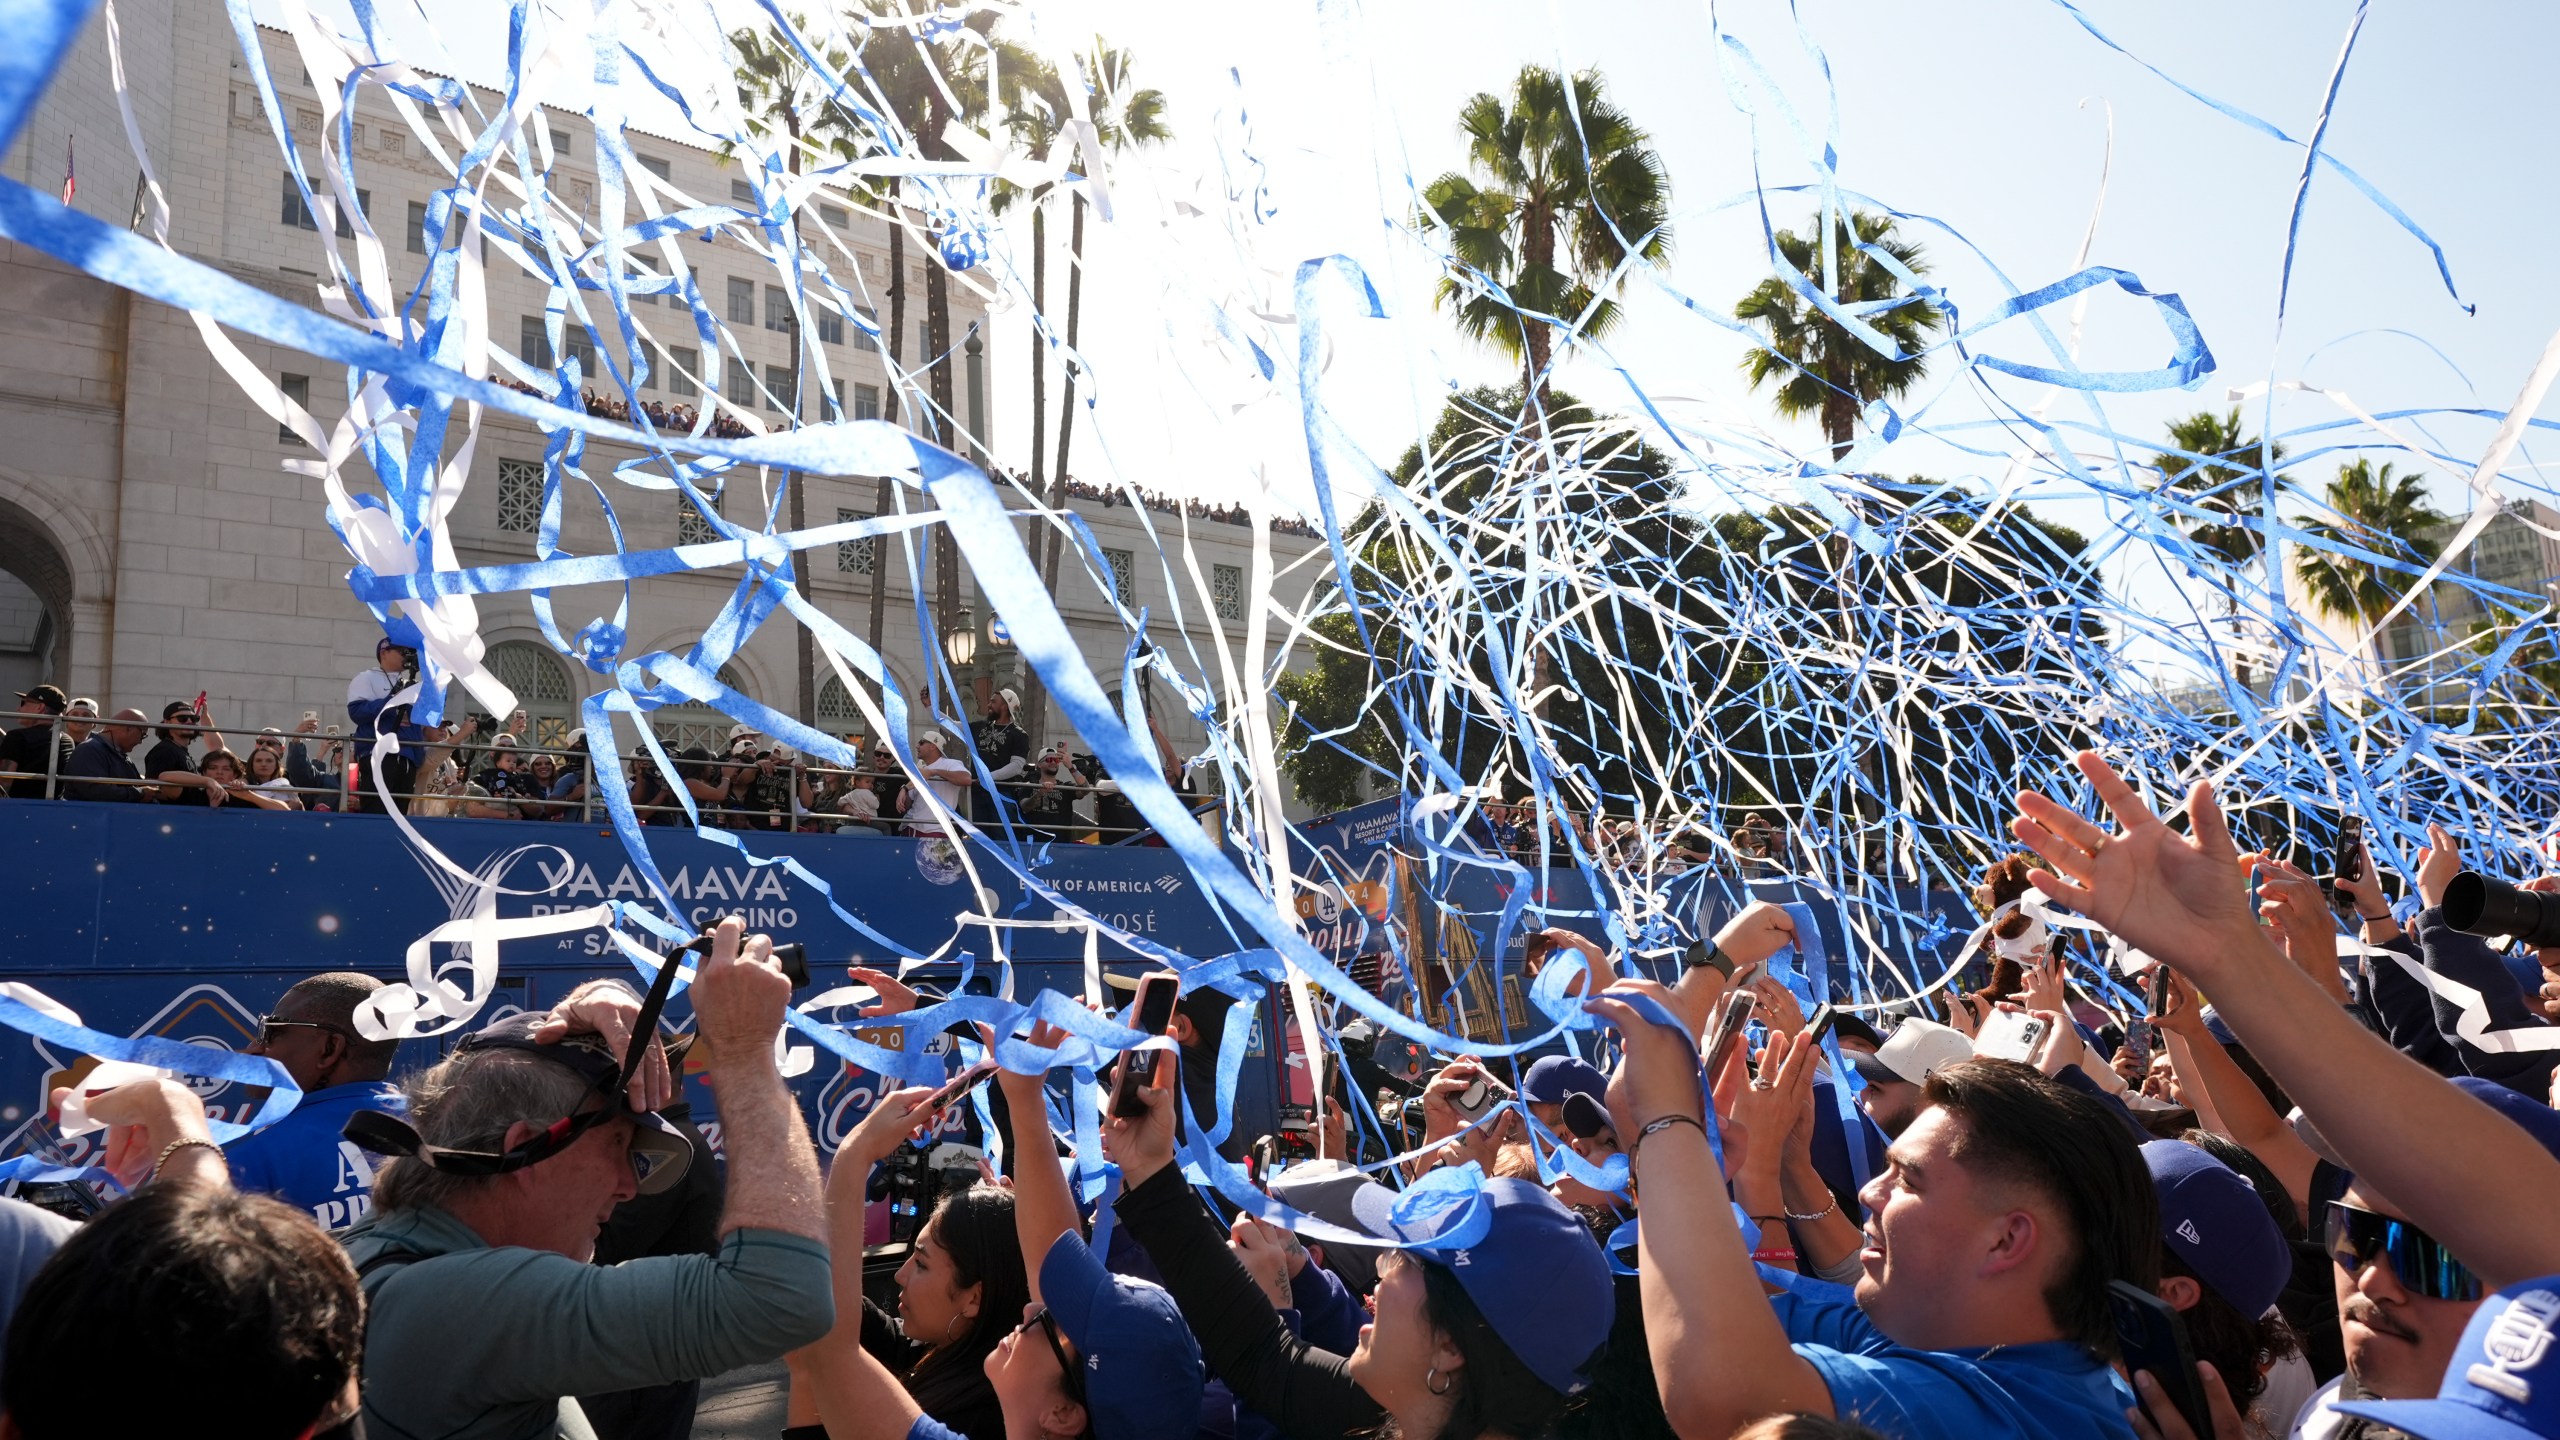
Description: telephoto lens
2442,871,2560,949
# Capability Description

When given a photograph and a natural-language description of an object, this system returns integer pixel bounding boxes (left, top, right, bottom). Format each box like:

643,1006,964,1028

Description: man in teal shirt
342,919,833,1439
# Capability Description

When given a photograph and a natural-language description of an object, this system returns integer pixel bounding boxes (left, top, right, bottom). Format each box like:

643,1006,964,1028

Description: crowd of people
6,752,2560,1440
1026,472,1324,538
1,645,1205,844
494,374,763,439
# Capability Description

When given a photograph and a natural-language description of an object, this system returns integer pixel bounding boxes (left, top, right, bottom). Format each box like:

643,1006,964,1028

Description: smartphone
2145,965,2172,1022
1974,1009,2050,1063
301,709,320,728
2335,816,2365,886
1805,1003,1838,1044
922,1057,1001,1116
1702,990,1758,1081
1521,931,1555,973
1111,971,1181,1119
2109,1280,2212,1436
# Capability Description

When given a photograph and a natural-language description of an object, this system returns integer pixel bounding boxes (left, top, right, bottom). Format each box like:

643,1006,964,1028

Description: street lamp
944,609,977,669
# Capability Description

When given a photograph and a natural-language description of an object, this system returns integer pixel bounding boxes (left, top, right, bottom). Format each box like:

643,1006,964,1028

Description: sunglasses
1018,1305,1085,1405
258,1016,351,1046
2324,1201,2485,1302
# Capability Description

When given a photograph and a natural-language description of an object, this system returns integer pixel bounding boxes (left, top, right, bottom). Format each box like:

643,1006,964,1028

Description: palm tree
2293,457,2450,670
1422,65,1672,416
992,54,1068,547
731,19,865,727
1022,43,1168,748
1734,211,1945,461
2151,408,2290,692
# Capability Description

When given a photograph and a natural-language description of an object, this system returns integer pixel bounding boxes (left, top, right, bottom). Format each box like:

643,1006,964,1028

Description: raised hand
846,965,919,1018
2019,951,2069,1015
2416,821,2464,910
2013,752,2262,987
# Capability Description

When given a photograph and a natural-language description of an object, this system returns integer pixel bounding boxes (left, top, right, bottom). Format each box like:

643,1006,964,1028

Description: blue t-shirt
1773,1286,2135,1440
223,1080,408,1230
907,1415,963,1440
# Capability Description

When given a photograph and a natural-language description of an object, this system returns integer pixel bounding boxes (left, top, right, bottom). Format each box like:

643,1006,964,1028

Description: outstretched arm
997,1021,1084,1305
1592,987,1832,1439
2014,752,2560,1286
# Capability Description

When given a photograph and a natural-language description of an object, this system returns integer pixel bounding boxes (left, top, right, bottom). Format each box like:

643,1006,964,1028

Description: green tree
1422,66,1672,414
2152,408,2290,692
2293,457,2451,667
730,19,866,726
1734,211,1946,461
1022,44,1168,747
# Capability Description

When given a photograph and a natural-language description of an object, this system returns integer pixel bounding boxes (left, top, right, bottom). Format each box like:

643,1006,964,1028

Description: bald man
227,973,408,1230
59,709,154,803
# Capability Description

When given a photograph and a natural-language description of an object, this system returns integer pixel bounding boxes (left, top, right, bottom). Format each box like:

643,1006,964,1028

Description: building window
1103,547,1135,608
764,364,797,413
679,490,720,546
280,175,365,237
549,125,572,156
669,346,700,398
564,328,595,381
637,155,671,181
817,202,847,229
817,677,861,733
816,304,843,346
764,285,793,333
631,258,659,306
406,200,426,255
837,507,875,575
830,378,845,414
853,384,880,422
497,457,543,534
1213,563,1244,621
278,373,309,445
851,305,879,354
518,314,546,368
726,276,754,325
919,321,935,357
730,178,755,205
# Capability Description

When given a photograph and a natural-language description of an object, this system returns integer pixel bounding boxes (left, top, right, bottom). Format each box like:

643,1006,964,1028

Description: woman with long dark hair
783,1099,1028,1440
1101,1043,1615,1440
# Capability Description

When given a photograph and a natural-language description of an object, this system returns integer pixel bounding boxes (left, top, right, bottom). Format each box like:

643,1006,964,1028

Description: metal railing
0,707,1212,844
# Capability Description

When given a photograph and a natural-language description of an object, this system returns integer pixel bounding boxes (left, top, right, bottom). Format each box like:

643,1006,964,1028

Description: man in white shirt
901,731,972,837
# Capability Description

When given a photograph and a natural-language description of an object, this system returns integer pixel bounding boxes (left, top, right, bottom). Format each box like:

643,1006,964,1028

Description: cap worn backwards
2141,1140,2292,1320
1848,1018,1974,1089
1038,1231,1205,1440
452,1013,694,1195
2336,1278,2560,1440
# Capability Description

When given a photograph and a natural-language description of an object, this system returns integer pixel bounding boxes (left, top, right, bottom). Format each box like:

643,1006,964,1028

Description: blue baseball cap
2452,1079,2560,1161
1419,1177,1614,1397
2142,1141,2291,1319
2336,1278,2560,1440
1521,1055,1609,1108
1038,1231,1205,1440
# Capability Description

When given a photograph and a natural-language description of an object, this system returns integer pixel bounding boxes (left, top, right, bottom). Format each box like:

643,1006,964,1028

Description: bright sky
253,0,2560,673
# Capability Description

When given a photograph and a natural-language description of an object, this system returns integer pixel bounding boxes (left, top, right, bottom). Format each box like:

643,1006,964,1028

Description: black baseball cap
346,1013,691,1194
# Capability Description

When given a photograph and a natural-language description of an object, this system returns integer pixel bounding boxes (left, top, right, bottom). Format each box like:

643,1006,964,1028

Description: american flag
58,135,73,206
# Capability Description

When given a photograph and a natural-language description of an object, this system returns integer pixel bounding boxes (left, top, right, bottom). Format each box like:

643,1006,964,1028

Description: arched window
652,663,751,755
485,640,578,751
816,676,864,740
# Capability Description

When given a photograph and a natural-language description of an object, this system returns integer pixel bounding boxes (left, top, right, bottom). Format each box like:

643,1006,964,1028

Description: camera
2442,871,2560,949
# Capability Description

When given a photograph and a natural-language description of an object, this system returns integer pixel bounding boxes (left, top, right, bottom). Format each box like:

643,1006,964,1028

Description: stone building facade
0,2,1325,788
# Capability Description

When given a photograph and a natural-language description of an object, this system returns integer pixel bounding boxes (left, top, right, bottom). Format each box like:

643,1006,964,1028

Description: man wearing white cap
900,731,973,837
1846,1017,1975,1138
969,687,1029,826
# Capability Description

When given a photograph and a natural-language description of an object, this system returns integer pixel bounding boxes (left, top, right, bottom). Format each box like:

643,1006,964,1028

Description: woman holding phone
783,1086,1026,1440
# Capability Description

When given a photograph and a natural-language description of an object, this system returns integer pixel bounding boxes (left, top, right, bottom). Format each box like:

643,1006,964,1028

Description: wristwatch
1682,939,1736,979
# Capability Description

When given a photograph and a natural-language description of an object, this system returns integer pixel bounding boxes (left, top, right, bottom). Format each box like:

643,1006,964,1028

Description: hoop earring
1426,1365,1453,1397
943,1312,969,1343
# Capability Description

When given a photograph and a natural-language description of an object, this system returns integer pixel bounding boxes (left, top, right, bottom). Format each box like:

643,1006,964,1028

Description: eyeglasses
1018,1305,1086,1405
2324,1201,2485,1302
258,1016,352,1046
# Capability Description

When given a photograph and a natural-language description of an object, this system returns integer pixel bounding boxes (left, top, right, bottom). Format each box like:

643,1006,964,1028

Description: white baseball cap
1848,1018,1975,1088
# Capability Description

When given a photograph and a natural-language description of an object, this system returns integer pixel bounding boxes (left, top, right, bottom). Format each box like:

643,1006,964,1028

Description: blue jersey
224,1080,408,1230
1774,1285,2136,1440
